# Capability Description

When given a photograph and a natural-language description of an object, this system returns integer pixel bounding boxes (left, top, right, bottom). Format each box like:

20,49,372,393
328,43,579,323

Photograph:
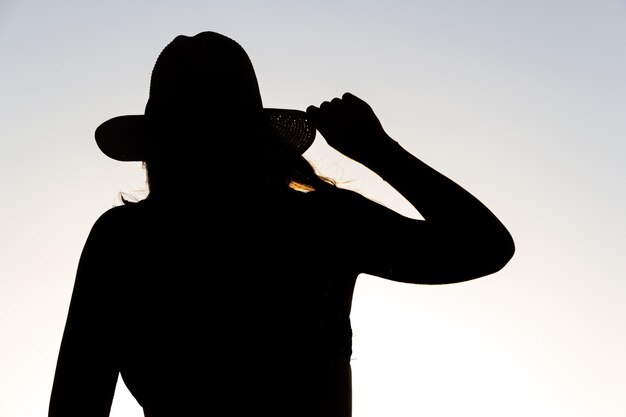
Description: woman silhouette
49,31,514,417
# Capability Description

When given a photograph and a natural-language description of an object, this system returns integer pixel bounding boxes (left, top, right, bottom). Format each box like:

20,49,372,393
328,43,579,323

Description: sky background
1,1,625,416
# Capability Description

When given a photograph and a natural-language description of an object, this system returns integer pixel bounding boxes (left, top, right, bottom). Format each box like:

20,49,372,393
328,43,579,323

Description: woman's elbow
438,229,515,284
467,229,515,279
494,227,515,267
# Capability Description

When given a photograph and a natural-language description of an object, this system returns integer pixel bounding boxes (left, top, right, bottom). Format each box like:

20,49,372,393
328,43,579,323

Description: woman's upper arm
325,188,513,285
49,209,125,417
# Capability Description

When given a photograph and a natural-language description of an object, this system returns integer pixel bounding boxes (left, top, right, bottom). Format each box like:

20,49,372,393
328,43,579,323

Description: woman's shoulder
88,200,149,239
96,200,144,223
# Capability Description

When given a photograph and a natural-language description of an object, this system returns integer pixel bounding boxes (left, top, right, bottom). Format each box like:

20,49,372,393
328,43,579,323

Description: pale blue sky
1,1,625,416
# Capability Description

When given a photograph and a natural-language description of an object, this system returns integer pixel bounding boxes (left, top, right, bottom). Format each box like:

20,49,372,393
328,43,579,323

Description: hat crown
145,31,263,119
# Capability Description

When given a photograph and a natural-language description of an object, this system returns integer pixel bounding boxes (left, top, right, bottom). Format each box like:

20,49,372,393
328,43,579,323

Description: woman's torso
109,188,358,416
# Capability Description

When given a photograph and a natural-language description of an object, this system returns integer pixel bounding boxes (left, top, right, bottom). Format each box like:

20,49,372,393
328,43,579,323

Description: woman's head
95,31,332,201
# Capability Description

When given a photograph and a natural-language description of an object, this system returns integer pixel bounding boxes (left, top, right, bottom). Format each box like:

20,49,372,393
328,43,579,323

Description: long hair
262,140,336,192
120,138,336,205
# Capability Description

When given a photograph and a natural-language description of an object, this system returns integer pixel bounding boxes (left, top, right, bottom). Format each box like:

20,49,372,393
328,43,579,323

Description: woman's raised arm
307,92,515,284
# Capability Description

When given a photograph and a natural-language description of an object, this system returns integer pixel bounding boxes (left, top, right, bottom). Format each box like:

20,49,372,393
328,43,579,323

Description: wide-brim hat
95,31,316,162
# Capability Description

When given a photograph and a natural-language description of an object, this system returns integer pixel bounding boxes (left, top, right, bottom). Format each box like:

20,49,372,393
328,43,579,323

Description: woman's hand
306,92,396,165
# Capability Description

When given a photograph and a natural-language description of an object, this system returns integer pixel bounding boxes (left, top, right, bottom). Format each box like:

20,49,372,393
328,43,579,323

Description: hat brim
95,108,316,162
95,115,149,162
